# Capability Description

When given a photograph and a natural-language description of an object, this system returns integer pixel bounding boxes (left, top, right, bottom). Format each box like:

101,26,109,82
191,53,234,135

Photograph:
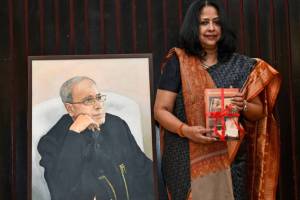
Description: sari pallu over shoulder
175,48,234,200
228,59,281,200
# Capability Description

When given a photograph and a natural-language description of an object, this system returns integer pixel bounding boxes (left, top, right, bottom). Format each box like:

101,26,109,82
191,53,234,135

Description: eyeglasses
68,94,107,106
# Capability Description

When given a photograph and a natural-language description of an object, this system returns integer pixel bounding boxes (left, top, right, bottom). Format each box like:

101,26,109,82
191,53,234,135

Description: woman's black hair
178,0,236,62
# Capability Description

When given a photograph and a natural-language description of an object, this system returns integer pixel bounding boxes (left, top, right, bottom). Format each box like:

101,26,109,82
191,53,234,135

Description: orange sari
228,59,281,200
160,48,281,200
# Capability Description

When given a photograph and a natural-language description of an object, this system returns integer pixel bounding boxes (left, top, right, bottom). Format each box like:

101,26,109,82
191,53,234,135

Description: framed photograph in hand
28,54,157,200
204,88,241,140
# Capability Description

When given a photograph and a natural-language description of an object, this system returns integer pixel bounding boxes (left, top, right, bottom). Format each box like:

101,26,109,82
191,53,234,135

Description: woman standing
154,0,281,199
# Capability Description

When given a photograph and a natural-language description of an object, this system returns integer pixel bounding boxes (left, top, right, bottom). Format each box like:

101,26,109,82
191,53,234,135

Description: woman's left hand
230,92,246,112
231,91,265,121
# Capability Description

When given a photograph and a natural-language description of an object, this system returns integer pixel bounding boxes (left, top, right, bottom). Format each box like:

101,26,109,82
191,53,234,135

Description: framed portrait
28,54,157,200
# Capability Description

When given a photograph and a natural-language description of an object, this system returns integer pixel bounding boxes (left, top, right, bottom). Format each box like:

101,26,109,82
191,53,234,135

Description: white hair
59,76,96,103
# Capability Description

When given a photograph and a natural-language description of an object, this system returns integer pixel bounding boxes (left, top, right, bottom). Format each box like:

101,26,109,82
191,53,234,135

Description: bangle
177,123,185,137
243,100,248,112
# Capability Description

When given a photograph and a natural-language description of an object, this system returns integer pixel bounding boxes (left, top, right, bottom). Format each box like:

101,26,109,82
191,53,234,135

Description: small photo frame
205,88,241,140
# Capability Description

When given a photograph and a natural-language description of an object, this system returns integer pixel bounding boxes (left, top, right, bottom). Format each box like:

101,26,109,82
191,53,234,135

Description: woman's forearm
154,107,184,134
154,90,185,134
242,97,265,121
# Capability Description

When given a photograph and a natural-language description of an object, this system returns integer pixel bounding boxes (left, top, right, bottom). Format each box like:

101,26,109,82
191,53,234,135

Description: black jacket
38,113,154,200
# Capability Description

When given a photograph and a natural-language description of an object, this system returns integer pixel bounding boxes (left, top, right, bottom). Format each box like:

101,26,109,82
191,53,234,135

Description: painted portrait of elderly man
37,76,154,200
29,55,155,200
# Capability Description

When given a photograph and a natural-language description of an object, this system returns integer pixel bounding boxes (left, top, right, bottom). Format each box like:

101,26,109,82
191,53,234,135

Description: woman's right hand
182,125,217,144
154,89,217,144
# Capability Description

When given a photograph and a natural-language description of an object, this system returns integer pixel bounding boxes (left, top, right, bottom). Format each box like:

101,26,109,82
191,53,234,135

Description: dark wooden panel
38,0,45,54
162,0,167,51
135,0,149,52
103,0,117,53
58,0,70,54
273,0,296,199
119,0,133,53
13,0,29,199
24,0,29,58
227,0,243,53
258,0,273,63
98,0,105,53
43,0,56,54
84,0,91,53
69,0,76,53
289,0,300,196
254,0,261,57
74,0,85,54
283,0,298,198
87,0,101,54
243,0,258,57
147,0,153,51
178,0,183,25
131,0,137,53
151,0,164,89
114,0,121,53
0,1,14,199
0,62,12,200
269,0,277,65
28,0,41,55
0,0,10,59
0,5,15,198
166,0,179,49
239,0,245,53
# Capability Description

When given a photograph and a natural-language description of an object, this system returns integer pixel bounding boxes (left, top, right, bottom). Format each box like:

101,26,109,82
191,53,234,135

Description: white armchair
31,92,143,200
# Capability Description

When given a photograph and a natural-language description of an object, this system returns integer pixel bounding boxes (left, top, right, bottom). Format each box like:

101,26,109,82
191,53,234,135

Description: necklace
200,61,210,69
200,59,218,70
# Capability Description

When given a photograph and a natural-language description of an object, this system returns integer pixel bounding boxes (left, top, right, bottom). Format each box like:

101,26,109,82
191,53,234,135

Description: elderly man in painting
38,76,154,200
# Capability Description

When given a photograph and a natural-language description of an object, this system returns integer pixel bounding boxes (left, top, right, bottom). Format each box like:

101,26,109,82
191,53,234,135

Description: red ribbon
206,88,243,141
